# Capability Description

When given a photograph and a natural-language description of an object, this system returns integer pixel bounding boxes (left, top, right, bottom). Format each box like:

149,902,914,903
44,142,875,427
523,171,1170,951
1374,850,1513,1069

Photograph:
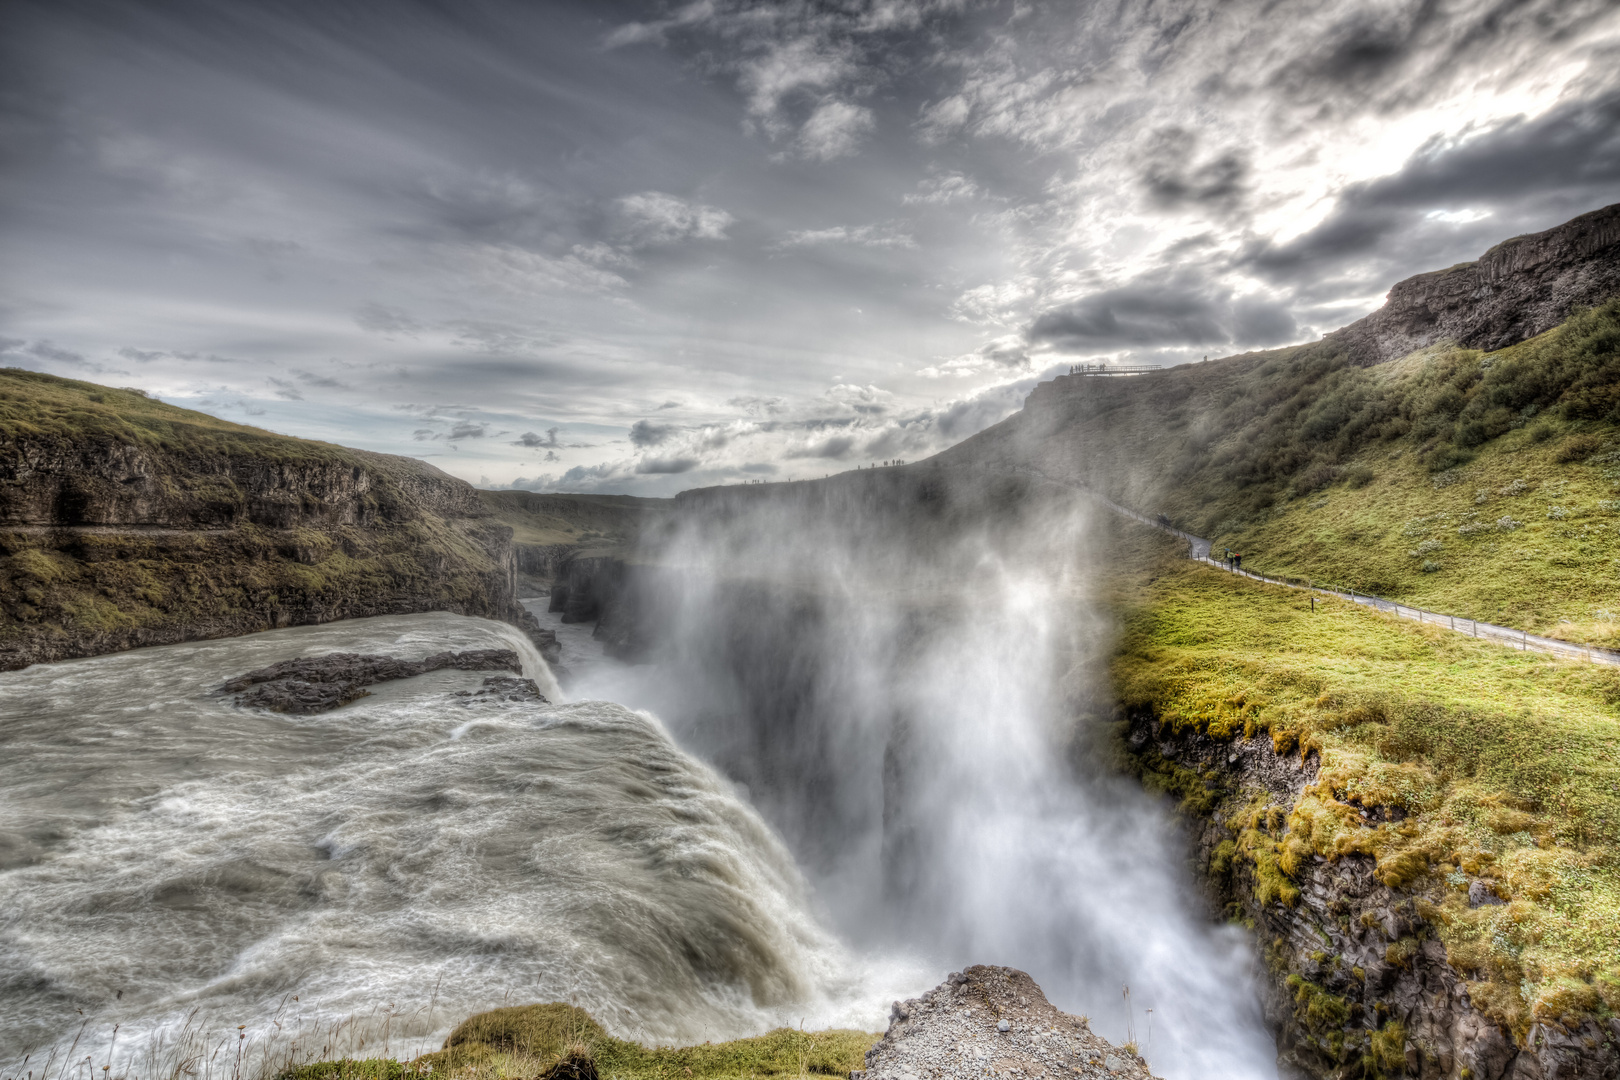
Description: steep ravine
1123,714,1620,1080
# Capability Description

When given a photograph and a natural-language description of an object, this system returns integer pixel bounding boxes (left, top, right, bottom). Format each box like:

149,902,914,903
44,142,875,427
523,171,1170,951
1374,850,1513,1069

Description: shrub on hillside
1556,434,1604,462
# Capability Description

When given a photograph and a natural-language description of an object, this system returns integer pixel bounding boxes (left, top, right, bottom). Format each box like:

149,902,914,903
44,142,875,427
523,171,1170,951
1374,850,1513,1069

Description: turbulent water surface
4,482,1280,1080
0,613,897,1074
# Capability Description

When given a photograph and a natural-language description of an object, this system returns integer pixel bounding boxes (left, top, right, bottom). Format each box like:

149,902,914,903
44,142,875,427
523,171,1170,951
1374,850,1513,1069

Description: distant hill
941,203,1620,645
476,489,668,596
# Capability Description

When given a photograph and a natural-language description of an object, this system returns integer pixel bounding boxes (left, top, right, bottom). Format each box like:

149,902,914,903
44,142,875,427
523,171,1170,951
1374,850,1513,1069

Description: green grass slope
953,301,1620,642
476,490,664,548
280,1002,876,1080
1109,522,1620,1037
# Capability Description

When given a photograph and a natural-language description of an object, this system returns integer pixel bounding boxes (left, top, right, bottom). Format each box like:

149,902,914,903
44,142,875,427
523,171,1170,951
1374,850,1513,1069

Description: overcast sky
4,0,1619,494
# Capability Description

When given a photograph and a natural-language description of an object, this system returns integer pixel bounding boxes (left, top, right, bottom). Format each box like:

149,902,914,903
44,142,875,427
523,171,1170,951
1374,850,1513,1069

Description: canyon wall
0,371,549,670
1125,713,1620,1080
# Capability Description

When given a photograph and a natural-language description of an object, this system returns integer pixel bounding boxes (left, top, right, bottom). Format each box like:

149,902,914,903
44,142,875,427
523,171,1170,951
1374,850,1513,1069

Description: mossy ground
475,491,661,549
0,369,517,663
0,519,505,657
0,369,353,463
1107,520,1620,1037
280,1004,876,1080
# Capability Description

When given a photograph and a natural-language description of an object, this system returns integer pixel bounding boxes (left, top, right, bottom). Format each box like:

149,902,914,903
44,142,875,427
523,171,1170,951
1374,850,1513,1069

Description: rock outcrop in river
221,648,528,713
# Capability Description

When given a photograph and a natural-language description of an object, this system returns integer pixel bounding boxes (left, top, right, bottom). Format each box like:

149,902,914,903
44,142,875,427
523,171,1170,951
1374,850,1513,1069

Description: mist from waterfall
2,467,1278,1080
587,468,1278,1079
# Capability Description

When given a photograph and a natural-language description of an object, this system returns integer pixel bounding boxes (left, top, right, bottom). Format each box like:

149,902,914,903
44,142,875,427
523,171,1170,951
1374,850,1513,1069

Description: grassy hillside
476,489,663,548
0,370,351,463
0,370,521,668
957,301,1620,642
1108,521,1620,1037
280,1002,875,1080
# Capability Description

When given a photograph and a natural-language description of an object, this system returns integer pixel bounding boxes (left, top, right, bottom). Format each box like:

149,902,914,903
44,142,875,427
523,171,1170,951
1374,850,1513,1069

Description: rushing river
0,613,903,1076
3,480,1280,1080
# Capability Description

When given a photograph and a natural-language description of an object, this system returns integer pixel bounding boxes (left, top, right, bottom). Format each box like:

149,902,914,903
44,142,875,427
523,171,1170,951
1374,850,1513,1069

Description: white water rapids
2,483,1280,1080
0,614,901,1075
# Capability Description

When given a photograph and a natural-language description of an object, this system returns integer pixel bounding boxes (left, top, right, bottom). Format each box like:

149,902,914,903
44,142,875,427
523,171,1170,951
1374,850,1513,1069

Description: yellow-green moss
1108,522,1620,1033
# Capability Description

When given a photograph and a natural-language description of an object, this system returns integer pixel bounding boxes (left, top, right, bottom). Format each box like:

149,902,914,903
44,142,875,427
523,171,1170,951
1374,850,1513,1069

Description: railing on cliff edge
1000,463,1620,668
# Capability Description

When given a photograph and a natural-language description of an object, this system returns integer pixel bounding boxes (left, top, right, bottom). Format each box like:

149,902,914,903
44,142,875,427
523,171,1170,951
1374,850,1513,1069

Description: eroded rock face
0,381,549,671
858,966,1157,1080
1127,715,1620,1080
1331,202,1620,365
221,648,527,713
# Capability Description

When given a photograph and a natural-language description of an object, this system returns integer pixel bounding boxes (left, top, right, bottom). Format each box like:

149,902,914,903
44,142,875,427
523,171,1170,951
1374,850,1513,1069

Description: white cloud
795,100,876,161
615,192,735,246
902,172,982,205
776,223,916,250
917,336,1030,378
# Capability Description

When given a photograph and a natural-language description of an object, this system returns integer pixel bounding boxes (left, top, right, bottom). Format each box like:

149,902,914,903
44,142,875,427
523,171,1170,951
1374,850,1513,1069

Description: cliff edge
1330,202,1620,364
0,370,539,670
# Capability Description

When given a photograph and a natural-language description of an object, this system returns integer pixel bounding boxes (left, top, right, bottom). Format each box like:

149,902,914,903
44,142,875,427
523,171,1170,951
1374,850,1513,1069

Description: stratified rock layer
0,372,556,669
858,966,1157,1080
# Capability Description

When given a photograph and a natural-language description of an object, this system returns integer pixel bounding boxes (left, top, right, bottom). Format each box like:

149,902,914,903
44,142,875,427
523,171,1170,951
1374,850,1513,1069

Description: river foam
0,614,903,1073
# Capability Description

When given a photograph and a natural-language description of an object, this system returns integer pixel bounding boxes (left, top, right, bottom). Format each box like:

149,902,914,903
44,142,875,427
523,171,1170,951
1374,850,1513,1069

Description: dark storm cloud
628,419,677,447
1026,273,1296,351
1249,89,1620,280
514,428,560,449
1138,129,1251,212
635,456,699,474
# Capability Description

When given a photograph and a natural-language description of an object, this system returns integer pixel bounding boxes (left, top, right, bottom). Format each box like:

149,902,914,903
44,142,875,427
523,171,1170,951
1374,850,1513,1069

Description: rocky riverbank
1124,711,1620,1080
0,371,557,669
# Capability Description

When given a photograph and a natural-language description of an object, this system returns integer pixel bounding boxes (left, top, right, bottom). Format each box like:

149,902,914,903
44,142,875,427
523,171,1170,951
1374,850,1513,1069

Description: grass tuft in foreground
280,1004,877,1080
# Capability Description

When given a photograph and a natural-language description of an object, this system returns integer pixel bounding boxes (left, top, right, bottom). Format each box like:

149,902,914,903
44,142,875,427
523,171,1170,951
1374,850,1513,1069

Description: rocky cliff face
0,371,550,670
1331,203,1620,365
1126,714,1620,1080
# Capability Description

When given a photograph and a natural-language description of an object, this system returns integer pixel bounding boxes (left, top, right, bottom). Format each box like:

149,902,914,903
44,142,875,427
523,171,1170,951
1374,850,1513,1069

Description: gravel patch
856,966,1158,1080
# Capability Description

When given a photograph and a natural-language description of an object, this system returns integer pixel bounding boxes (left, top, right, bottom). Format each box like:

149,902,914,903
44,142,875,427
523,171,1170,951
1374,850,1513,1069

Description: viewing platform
1060,362,1162,376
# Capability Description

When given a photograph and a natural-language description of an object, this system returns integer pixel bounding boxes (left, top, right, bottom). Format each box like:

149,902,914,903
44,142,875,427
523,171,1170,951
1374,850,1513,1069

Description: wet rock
1469,880,1507,908
861,965,1156,1080
457,675,546,703
222,648,526,713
